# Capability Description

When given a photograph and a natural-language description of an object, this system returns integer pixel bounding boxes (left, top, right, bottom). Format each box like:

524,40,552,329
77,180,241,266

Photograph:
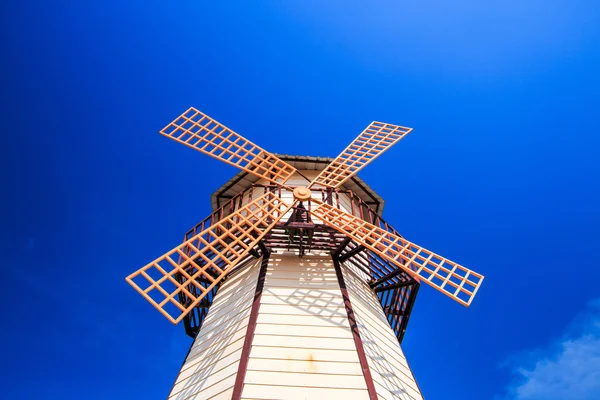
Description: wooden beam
232,255,269,399
333,259,378,400
374,280,415,293
332,237,352,258
338,245,366,262
369,268,407,288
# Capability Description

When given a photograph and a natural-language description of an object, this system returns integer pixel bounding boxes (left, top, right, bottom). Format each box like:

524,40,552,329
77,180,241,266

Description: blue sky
2,1,600,399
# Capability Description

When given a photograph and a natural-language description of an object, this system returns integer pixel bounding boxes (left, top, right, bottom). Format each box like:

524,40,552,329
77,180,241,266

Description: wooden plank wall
342,262,423,400
241,255,370,399
167,257,262,400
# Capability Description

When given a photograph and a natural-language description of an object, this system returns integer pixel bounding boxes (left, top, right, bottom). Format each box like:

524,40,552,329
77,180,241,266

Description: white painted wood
339,192,357,216
263,285,342,296
244,370,367,389
169,251,423,400
207,387,234,400
167,257,262,400
263,280,340,290
246,357,363,375
182,336,245,377
241,255,369,399
342,261,423,400
249,346,361,364
265,269,339,281
258,301,348,318
241,384,369,400
185,320,248,365
257,313,350,327
182,371,236,400
191,311,251,345
254,323,359,339
251,333,358,350
260,293,348,307
173,349,241,395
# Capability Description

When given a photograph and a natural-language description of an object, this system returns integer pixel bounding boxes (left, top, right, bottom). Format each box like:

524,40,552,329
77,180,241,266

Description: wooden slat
185,323,249,365
249,346,361,364
173,349,243,395
243,370,367,390
246,357,363,375
232,255,269,399
333,260,379,399
258,303,349,318
256,313,350,328
126,192,292,324
172,366,237,399
241,384,369,400
311,201,484,306
260,294,346,308
168,259,262,400
309,121,412,188
254,323,358,339
160,107,297,185
342,264,422,399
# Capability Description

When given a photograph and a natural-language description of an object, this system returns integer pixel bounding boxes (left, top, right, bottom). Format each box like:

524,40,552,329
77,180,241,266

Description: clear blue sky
2,1,600,399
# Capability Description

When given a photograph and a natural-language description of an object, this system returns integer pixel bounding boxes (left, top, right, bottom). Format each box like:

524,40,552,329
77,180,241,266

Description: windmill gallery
126,108,484,399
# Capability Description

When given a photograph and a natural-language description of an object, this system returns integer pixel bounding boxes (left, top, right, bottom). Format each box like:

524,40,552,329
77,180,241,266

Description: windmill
126,108,484,400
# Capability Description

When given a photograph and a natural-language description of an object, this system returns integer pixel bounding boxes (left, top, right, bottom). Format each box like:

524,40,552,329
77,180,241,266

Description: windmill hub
293,186,311,201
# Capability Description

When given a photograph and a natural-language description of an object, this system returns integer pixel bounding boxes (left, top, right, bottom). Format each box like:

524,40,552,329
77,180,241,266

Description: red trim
333,259,378,400
231,255,269,399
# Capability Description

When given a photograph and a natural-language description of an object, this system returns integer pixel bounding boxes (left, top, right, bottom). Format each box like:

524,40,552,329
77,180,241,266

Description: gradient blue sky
3,1,600,399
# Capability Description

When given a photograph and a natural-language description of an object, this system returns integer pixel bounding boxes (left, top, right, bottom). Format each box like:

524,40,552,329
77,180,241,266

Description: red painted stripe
232,255,269,399
333,259,379,400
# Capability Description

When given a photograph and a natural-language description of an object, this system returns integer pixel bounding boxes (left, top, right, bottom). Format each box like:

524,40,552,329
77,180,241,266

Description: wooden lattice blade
160,107,297,186
126,192,293,324
310,202,483,306
309,121,412,189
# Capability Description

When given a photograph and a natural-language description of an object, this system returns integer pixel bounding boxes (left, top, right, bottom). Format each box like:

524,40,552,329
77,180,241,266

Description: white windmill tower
126,108,484,399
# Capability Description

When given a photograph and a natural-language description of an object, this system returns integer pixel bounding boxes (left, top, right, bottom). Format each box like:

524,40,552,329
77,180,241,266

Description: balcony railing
178,184,418,344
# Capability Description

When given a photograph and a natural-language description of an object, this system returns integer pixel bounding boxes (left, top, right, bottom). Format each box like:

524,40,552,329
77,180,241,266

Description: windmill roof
210,154,385,215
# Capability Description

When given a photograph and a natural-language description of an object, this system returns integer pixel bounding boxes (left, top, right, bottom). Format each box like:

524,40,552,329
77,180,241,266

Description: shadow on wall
170,257,262,400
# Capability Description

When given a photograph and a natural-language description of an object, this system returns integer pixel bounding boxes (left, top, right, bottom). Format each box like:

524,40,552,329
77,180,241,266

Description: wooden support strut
339,244,366,262
333,258,378,400
232,253,270,399
369,268,408,289
374,280,415,293
333,237,352,258
248,248,261,259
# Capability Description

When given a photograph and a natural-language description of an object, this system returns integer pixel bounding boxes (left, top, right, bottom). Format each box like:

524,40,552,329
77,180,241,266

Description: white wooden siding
342,262,423,400
168,258,262,400
167,246,421,399
241,255,369,399
242,384,369,400
338,192,357,217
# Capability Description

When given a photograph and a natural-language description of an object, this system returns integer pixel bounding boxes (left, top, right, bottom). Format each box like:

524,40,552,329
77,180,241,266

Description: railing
184,184,399,240
179,183,417,342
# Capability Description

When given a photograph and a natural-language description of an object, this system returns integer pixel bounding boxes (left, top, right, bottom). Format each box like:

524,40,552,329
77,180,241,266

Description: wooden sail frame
127,108,484,325
309,121,412,189
160,107,297,186
126,192,292,324
309,201,483,306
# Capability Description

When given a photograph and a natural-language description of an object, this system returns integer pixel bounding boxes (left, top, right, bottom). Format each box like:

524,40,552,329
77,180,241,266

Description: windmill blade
160,107,297,186
126,192,293,324
310,201,483,306
308,121,412,189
